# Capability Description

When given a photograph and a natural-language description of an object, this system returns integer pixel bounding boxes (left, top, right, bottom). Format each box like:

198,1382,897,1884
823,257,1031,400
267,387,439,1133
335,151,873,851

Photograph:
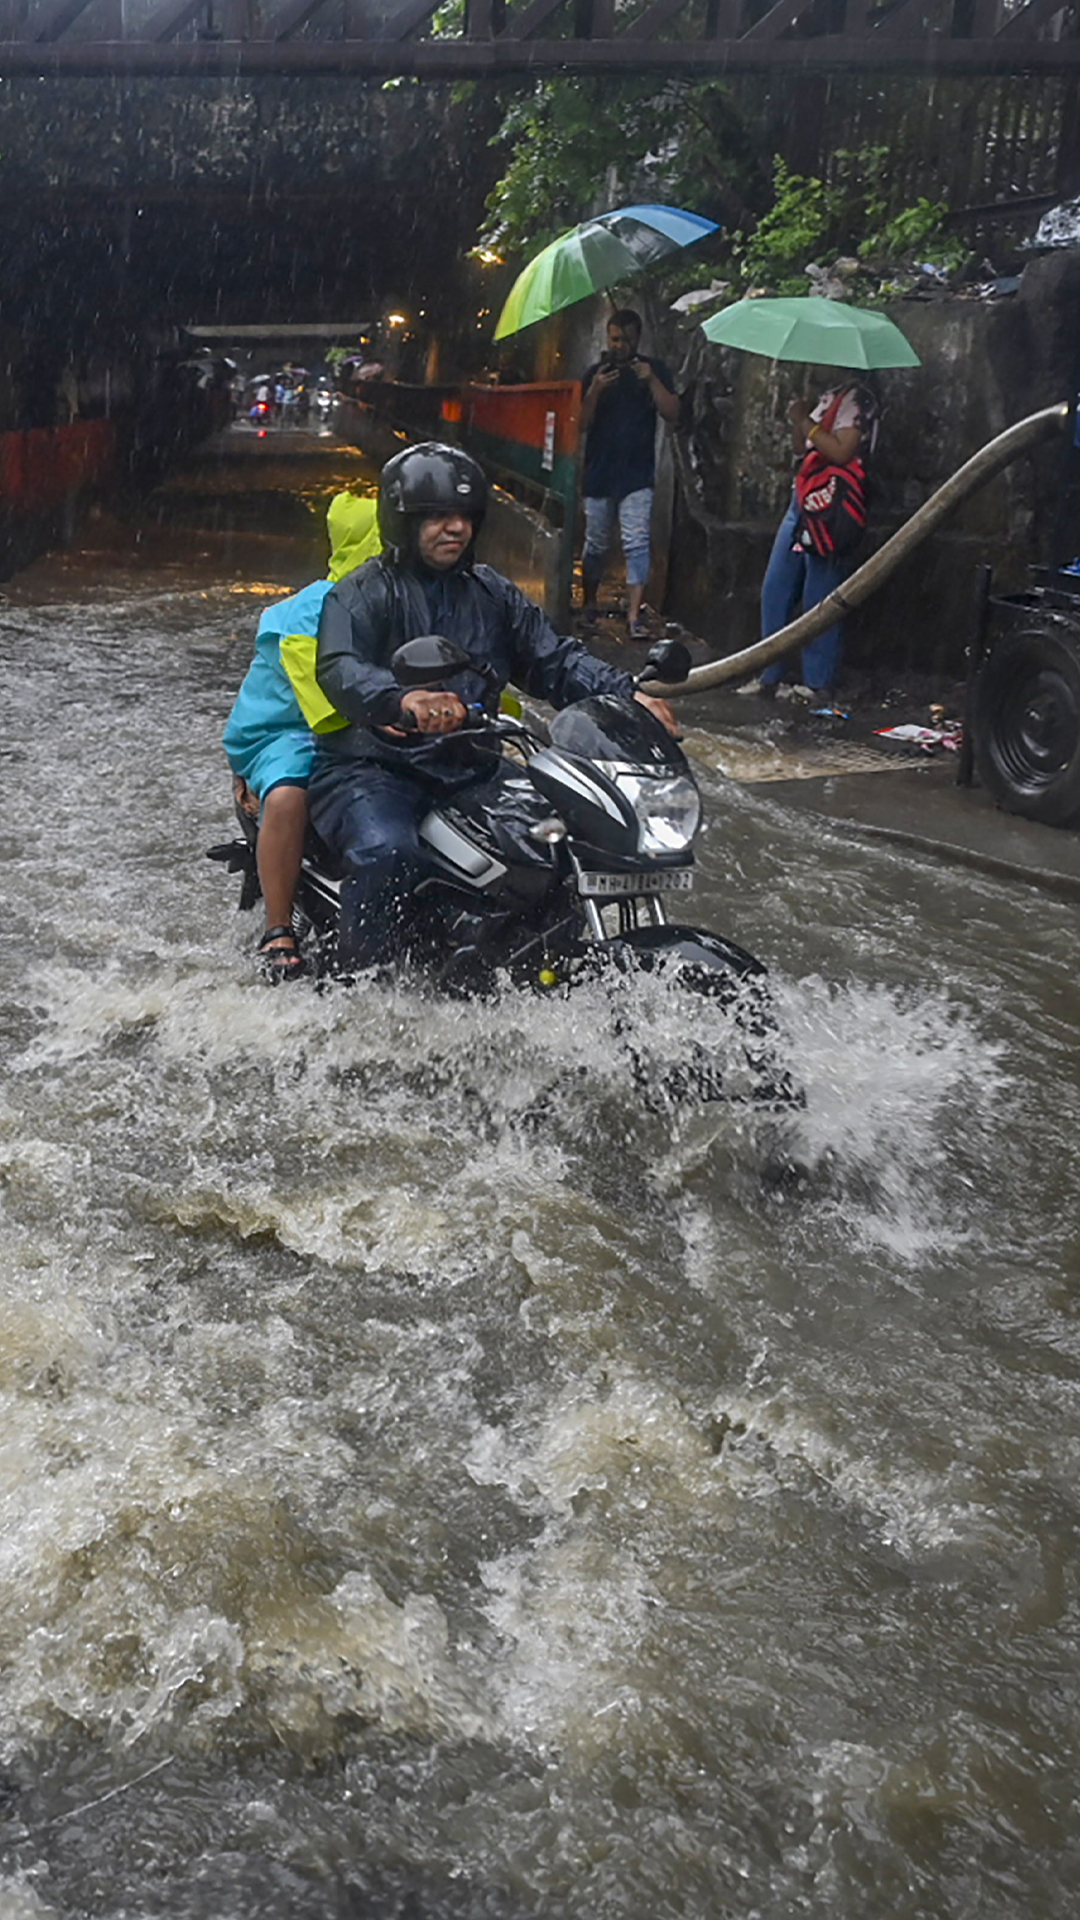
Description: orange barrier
0,420,116,516
462,382,579,505
461,383,581,624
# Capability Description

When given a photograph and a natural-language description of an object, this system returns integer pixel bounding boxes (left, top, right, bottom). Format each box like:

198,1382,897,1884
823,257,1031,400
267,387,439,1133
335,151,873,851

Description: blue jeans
308,760,435,969
308,755,516,971
582,488,654,595
759,494,850,692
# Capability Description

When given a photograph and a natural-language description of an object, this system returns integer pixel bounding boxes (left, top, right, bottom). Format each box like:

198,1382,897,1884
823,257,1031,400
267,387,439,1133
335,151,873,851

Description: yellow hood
326,490,381,581
277,491,380,734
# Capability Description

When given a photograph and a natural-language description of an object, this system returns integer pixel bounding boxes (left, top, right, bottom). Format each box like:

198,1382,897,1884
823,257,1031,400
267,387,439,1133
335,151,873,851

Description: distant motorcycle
312,382,335,422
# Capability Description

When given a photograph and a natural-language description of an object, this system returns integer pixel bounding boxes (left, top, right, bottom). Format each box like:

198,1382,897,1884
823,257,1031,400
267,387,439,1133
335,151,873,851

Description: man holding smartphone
579,308,680,638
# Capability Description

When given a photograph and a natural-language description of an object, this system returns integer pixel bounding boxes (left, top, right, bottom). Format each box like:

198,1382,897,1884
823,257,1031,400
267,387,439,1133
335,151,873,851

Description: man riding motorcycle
309,441,679,970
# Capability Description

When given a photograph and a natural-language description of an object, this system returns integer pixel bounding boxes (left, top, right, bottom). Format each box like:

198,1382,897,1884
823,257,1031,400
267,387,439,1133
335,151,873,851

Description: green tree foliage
734,157,837,294
864,196,964,268
737,151,957,291
478,76,769,259
480,81,968,303
736,153,968,294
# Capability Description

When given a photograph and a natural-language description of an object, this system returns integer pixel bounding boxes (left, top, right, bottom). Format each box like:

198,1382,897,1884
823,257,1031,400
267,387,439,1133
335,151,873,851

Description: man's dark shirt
582,355,676,501
314,555,635,784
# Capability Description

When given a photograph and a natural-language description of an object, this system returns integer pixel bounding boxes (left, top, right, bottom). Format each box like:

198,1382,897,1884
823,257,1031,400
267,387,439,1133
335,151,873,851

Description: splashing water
2,551,1079,1918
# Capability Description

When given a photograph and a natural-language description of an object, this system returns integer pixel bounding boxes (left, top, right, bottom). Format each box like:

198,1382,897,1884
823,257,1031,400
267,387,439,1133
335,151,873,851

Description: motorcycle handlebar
385,703,518,742
387,694,671,745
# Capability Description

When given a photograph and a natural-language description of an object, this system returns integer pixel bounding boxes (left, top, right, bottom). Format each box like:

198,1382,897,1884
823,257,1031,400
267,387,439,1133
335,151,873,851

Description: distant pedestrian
740,369,879,700
580,309,680,639
56,365,80,424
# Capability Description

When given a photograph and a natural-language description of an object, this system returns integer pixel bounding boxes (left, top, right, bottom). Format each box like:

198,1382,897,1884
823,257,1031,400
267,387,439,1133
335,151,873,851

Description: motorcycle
311,380,336,423
209,636,797,1102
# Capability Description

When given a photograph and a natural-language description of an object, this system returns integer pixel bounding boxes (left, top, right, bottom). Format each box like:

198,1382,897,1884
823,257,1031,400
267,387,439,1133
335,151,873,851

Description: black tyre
972,620,1080,827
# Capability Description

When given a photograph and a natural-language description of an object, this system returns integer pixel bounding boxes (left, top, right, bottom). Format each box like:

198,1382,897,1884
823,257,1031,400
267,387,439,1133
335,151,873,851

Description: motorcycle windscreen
550,694,689,772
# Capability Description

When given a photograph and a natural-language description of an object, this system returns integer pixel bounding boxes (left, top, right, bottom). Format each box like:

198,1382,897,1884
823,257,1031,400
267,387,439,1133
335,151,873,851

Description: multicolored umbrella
493,204,719,341
699,295,920,369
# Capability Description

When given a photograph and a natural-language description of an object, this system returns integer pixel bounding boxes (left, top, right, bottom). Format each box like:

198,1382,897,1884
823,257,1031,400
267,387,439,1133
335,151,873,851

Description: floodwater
2,475,1080,1920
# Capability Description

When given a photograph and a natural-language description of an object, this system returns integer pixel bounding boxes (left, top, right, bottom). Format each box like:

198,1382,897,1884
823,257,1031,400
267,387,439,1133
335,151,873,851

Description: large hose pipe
660,401,1071,697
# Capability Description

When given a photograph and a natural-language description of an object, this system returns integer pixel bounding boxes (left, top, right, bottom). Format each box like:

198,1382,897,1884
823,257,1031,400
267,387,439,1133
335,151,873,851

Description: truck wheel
972,622,1080,827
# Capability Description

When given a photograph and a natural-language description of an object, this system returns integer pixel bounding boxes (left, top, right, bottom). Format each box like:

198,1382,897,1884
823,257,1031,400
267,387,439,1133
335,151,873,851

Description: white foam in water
478,1526,656,1750
3,581,1078,1916
758,972,1008,1257
10,923,1007,1290
467,1369,723,1521
13,940,767,1141
701,1384,995,1557
0,1244,494,1758
467,1371,733,1749
0,1873,59,1919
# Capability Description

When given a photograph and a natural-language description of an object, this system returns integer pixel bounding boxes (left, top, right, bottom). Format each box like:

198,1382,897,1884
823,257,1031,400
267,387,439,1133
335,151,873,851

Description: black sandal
256,924,306,982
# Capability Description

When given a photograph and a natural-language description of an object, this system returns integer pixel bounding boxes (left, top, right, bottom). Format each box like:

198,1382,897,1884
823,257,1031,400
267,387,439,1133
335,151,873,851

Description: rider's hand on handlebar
634,691,682,740
388,690,469,737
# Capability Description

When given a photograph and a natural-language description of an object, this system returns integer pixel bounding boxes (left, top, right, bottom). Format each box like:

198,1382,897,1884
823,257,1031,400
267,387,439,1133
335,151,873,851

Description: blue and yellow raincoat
223,491,380,802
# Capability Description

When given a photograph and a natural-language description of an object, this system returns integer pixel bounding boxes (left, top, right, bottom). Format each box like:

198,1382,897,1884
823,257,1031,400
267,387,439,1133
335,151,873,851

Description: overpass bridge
1,0,1079,79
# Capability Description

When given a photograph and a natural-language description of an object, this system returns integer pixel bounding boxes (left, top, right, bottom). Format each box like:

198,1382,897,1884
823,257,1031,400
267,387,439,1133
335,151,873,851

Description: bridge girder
1,0,1079,78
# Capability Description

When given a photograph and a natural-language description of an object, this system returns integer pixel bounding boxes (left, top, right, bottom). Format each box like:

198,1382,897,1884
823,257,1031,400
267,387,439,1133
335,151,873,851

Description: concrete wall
476,488,567,621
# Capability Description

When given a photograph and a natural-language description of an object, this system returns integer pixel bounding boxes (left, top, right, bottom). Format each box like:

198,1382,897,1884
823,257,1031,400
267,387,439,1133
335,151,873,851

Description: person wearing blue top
579,309,680,639
223,491,381,978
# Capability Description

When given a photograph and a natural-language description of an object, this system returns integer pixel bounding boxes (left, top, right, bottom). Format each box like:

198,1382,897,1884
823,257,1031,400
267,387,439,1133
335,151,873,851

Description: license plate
578,869,693,896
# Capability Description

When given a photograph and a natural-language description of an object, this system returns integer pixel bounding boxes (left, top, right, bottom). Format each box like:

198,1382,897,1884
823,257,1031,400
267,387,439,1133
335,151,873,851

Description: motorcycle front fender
598,922,767,984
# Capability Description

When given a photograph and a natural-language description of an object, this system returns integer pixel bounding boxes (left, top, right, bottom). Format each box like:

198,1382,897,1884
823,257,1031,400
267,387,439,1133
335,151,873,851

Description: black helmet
378,442,488,562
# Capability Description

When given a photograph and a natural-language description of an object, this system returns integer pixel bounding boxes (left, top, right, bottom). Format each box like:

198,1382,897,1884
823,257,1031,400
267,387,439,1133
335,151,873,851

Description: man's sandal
256,925,306,982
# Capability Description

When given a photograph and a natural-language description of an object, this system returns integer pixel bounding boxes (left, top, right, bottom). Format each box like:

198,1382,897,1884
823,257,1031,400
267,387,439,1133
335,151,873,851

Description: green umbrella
700,296,920,369
493,204,718,341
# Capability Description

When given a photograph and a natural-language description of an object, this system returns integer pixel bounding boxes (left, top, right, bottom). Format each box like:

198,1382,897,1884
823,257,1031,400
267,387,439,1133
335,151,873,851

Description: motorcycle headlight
616,773,701,855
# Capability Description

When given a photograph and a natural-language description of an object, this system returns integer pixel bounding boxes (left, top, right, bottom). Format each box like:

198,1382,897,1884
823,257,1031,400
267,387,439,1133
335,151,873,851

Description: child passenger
223,489,381,978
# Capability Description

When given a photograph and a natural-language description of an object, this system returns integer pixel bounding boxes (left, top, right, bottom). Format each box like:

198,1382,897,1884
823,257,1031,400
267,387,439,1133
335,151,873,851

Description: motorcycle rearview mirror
391,634,472,688
633,638,692,687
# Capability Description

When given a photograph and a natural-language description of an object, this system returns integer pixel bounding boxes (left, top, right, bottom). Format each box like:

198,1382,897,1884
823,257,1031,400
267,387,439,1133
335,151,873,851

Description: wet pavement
583,613,1080,901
